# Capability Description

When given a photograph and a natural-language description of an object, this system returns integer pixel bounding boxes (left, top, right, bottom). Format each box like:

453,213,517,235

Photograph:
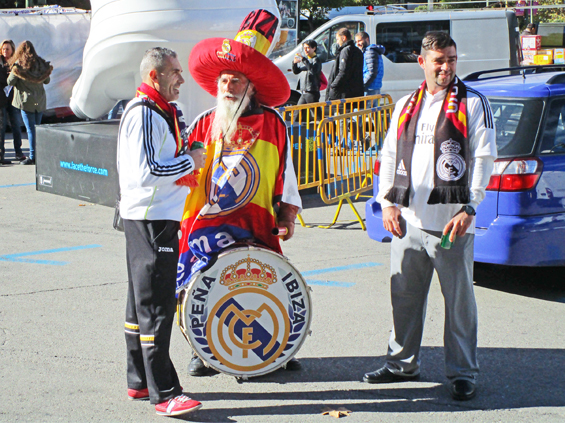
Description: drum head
179,245,312,377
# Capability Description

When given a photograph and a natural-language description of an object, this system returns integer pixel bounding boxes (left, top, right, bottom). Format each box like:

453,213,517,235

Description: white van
274,9,521,103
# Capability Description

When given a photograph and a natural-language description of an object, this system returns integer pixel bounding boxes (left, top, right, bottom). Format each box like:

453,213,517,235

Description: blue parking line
0,183,35,188
303,262,383,287
0,244,102,265
302,262,383,277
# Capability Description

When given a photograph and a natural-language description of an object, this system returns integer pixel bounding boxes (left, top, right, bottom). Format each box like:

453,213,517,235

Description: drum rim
178,244,312,378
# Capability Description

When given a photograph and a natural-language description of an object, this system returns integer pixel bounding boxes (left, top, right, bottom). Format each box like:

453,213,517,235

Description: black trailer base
36,120,119,207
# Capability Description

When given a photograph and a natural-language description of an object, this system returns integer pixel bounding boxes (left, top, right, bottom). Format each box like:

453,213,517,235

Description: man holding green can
363,32,497,401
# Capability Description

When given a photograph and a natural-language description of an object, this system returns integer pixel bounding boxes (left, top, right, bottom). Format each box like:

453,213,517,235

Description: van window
312,21,365,63
376,20,449,63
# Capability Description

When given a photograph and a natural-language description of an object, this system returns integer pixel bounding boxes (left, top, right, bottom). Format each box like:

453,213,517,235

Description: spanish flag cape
177,107,289,289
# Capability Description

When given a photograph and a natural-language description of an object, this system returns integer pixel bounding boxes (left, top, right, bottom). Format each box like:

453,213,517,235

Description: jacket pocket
151,220,179,246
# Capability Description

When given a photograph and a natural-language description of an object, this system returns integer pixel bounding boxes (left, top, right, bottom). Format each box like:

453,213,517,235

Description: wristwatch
461,205,476,216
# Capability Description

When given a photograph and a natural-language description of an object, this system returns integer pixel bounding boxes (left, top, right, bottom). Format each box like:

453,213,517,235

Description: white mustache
219,92,242,101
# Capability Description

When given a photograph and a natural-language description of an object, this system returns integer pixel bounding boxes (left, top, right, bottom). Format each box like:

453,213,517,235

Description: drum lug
235,375,248,382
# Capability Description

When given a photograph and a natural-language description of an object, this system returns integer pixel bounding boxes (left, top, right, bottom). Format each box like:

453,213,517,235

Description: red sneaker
155,394,202,416
127,387,149,401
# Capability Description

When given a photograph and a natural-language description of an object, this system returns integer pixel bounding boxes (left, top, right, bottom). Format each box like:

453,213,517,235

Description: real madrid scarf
136,83,186,157
384,76,470,207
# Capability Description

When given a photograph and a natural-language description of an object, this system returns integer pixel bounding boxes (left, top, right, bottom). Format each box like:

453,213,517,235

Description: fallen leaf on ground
321,407,352,418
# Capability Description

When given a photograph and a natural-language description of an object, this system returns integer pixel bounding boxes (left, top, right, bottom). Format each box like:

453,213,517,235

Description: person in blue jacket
355,31,385,106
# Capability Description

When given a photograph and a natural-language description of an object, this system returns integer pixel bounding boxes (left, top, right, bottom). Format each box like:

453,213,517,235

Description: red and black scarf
385,76,470,207
136,82,186,157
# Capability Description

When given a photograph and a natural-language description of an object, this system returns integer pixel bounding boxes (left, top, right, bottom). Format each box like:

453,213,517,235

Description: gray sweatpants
385,220,479,382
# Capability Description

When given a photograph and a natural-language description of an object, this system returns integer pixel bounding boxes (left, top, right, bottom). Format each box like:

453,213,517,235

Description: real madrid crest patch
217,39,237,62
436,139,466,182
178,246,312,378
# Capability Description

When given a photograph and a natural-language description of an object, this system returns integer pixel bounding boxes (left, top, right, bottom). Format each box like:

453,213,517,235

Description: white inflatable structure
70,0,281,122
0,7,90,112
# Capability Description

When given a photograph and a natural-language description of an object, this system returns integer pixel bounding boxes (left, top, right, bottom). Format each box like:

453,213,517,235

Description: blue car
366,66,565,267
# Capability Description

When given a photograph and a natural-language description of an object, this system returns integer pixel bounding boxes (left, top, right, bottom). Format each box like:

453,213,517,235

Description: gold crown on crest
219,255,277,290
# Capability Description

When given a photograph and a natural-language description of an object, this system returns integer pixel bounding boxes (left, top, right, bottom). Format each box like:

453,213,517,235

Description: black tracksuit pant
123,219,182,405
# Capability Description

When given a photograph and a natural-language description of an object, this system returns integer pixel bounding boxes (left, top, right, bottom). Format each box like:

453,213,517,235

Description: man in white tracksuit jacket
117,47,206,417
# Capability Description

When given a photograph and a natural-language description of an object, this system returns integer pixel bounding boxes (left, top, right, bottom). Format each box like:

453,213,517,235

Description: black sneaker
0,158,11,164
15,154,26,161
20,158,35,165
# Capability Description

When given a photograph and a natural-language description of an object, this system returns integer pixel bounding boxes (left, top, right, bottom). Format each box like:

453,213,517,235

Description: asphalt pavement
1,135,564,422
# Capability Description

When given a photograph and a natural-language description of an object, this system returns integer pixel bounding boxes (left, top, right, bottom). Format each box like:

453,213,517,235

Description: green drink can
440,234,456,249
191,141,204,150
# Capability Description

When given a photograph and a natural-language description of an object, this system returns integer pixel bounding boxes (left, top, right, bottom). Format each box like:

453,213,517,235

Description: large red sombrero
189,9,290,107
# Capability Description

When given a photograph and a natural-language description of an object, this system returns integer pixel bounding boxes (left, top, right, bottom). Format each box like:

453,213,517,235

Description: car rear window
539,98,565,155
488,98,544,157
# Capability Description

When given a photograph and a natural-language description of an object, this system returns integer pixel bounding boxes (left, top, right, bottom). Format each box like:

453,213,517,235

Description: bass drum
178,245,312,378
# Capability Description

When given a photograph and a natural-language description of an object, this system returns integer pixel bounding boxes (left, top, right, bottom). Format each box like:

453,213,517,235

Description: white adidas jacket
118,98,195,221
377,87,497,234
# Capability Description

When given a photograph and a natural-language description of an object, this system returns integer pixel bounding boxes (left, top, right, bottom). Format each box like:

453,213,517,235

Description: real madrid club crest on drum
178,246,312,378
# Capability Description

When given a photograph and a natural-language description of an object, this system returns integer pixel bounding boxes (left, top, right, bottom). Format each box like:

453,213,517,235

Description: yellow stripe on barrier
278,95,394,230
315,105,394,229
279,94,392,191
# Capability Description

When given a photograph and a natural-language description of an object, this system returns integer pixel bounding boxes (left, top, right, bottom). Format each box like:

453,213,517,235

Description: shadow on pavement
474,262,565,302
182,346,565,421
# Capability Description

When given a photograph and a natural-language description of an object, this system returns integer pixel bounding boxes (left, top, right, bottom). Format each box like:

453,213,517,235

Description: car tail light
486,157,543,192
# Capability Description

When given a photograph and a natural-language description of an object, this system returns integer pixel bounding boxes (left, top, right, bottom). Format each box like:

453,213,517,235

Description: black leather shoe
363,366,420,384
449,379,476,401
283,357,302,371
188,355,219,377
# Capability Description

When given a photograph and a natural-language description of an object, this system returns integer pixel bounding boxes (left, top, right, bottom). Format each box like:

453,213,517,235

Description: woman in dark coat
292,39,322,105
0,40,12,163
8,40,52,165
0,39,24,163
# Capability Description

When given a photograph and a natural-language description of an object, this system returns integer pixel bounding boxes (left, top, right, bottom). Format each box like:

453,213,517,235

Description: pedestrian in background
8,40,52,165
363,31,497,402
0,40,11,164
521,22,537,36
293,39,322,105
355,31,385,107
326,28,364,103
292,39,322,122
1,39,24,162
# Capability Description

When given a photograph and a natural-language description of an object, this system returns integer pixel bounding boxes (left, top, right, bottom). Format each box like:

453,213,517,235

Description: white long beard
211,91,252,143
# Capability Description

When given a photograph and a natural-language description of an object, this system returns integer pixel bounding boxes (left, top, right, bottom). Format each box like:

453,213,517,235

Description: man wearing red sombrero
176,9,303,376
